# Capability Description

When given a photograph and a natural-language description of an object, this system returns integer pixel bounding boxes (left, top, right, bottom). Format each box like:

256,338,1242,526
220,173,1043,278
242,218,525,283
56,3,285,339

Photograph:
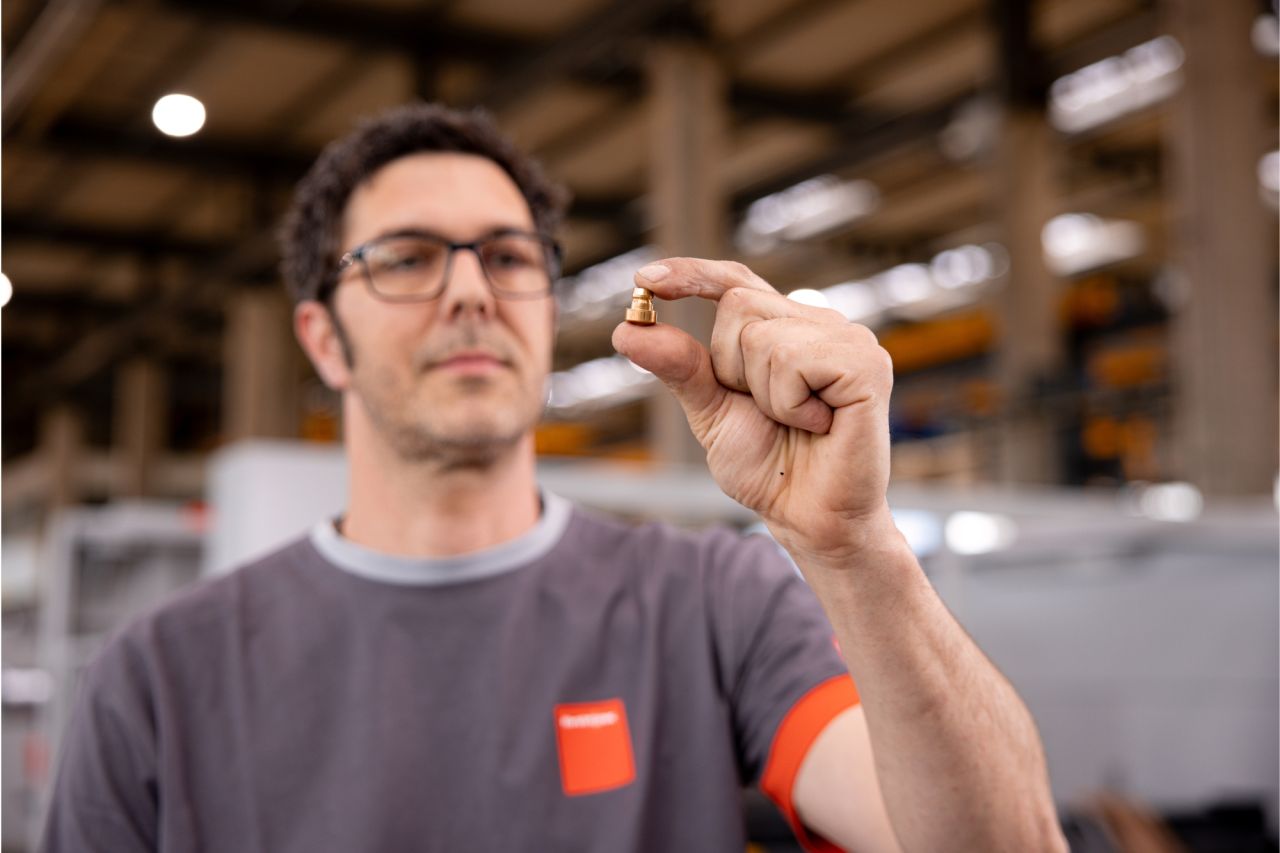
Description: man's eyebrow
362,224,538,244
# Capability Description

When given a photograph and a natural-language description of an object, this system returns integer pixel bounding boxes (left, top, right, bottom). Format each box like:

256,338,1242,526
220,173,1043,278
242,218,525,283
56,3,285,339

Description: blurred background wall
2,0,1277,850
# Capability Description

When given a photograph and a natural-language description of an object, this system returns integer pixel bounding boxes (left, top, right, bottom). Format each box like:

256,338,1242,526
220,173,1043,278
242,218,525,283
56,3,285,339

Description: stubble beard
355,362,541,473
376,389,535,471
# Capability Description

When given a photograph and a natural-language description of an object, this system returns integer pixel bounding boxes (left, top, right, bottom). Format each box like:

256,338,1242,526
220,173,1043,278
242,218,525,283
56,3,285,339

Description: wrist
768,503,911,573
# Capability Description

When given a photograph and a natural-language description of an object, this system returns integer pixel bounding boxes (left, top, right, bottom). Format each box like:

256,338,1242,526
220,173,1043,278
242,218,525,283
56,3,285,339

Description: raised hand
611,258,897,563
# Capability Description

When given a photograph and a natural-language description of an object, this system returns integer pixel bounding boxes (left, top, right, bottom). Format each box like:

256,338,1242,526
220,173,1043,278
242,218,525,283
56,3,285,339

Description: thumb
612,321,727,440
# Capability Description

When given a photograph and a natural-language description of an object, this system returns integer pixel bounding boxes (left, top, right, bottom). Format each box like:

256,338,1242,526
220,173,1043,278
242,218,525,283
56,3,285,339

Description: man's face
329,152,555,465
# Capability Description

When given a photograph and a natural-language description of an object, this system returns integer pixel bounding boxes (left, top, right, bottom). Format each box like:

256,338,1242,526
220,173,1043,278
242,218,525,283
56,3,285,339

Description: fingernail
637,263,670,282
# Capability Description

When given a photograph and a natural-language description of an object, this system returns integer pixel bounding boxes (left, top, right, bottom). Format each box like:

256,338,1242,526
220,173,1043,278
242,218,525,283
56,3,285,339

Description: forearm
780,512,1065,853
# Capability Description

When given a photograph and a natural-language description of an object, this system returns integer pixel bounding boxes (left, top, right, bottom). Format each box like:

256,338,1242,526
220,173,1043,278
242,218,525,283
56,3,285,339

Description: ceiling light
822,281,882,325
786,288,830,309
736,176,879,254
547,356,656,416
877,264,935,307
0,273,11,309
1042,213,1144,276
557,246,658,323
1049,36,1184,133
816,243,1005,327
1258,151,1279,210
891,508,943,557
1135,482,1203,522
152,93,206,138
945,511,1017,555
930,244,994,290
1253,14,1279,57
1259,151,1280,193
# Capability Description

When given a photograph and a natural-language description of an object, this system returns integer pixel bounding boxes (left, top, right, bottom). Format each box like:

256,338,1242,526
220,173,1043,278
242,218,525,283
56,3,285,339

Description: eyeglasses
334,229,562,302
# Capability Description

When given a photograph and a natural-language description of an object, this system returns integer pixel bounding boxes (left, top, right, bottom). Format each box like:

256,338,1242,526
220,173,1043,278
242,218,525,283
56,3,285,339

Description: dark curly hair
279,102,571,305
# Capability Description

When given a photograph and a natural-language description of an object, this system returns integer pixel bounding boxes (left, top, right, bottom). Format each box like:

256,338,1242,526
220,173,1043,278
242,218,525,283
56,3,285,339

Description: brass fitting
625,286,656,325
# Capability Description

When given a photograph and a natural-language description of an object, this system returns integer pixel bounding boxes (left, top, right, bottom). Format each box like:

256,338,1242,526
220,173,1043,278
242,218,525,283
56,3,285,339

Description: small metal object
625,286,656,325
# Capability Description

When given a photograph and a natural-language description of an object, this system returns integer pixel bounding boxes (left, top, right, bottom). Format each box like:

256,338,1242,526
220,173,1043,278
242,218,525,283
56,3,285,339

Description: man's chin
409,403,536,457
421,421,530,469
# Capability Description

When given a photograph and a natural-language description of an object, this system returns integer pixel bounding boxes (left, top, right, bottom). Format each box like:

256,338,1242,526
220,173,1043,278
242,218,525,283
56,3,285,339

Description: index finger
634,257,779,302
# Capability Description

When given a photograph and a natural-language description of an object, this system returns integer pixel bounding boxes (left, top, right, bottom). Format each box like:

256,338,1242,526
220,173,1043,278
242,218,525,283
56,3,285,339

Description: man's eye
485,241,540,270
373,244,438,272
488,251,526,268
386,254,424,270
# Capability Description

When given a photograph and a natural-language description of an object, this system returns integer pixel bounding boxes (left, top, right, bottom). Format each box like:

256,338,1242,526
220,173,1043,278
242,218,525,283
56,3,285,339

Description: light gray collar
310,491,571,586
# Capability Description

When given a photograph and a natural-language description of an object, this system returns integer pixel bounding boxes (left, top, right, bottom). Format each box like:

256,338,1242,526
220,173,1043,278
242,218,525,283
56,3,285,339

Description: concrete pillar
223,289,299,442
39,405,83,509
991,109,1064,484
1165,0,1277,495
111,357,166,497
646,39,726,467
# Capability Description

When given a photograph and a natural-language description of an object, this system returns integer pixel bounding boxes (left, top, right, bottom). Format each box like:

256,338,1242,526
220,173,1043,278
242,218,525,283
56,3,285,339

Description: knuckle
876,346,895,381
739,318,770,347
849,322,879,345
772,340,801,365
719,286,753,312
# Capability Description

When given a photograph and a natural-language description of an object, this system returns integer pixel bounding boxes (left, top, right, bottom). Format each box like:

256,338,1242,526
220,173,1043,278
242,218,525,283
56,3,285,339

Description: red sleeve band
759,674,861,853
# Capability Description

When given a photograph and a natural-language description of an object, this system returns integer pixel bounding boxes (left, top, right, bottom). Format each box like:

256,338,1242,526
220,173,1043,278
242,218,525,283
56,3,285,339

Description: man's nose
439,247,496,319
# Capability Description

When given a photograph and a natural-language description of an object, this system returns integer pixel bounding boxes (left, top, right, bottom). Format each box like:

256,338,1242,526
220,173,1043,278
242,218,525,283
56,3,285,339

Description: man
43,103,1065,852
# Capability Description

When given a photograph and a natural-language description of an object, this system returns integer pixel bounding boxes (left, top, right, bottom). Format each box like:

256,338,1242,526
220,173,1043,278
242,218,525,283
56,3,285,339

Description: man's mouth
431,350,509,375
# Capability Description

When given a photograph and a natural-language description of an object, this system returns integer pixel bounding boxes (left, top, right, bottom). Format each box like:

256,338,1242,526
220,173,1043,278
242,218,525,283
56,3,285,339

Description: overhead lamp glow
877,264,934,307
0,273,11,309
1258,149,1280,190
1136,481,1203,522
931,245,994,290
1041,213,1144,276
1049,36,1184,133
1253,14,1279,57
556,246,658,323
1260,151,1280,211
787,288,830,309
151,93,206,137
945,511,1017,555
816,243,1005,327
546,355,656,416
736,176,879,254
891,508,943,557
823,281,882,325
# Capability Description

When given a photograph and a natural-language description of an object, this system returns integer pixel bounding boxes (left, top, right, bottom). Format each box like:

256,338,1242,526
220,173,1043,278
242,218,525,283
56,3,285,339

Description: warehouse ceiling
1,0,1198,459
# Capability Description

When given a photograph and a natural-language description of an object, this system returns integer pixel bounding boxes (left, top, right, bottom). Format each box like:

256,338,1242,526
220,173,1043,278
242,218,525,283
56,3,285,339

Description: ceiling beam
41,115,313,178
466,0,688,111
730,98,962,212
3,217,229,258
144,0,524,61
142,0,859,127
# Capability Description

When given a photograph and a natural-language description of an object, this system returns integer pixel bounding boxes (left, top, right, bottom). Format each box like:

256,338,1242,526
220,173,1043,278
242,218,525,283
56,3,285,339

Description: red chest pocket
553,698,636,796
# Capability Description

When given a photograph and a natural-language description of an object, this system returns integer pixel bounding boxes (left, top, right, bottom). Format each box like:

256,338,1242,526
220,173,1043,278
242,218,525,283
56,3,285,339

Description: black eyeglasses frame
328,228,563,303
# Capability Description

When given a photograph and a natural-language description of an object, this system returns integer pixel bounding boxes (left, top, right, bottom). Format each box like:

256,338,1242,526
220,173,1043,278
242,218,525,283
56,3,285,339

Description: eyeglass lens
361,234,551,299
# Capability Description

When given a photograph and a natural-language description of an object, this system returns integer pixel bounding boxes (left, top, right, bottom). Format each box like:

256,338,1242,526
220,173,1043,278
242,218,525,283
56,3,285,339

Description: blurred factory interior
2,0,1278,849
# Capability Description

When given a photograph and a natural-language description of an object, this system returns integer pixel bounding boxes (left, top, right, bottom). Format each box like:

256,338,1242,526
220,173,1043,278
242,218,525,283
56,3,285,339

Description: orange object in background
879,310,994,375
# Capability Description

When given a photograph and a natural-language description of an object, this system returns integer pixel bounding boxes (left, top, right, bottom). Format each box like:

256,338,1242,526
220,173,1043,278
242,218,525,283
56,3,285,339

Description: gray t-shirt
42,494,858,852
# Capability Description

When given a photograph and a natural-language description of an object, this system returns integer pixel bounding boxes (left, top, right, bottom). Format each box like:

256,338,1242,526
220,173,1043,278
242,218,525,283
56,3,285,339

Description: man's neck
341,420,542,559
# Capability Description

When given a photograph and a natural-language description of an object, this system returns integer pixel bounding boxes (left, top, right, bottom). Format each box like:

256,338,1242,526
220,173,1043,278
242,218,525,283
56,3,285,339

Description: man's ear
294,300,352,391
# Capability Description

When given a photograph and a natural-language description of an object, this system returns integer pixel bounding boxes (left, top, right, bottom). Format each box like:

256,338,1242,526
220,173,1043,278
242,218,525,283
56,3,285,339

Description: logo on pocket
553,698,636,796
